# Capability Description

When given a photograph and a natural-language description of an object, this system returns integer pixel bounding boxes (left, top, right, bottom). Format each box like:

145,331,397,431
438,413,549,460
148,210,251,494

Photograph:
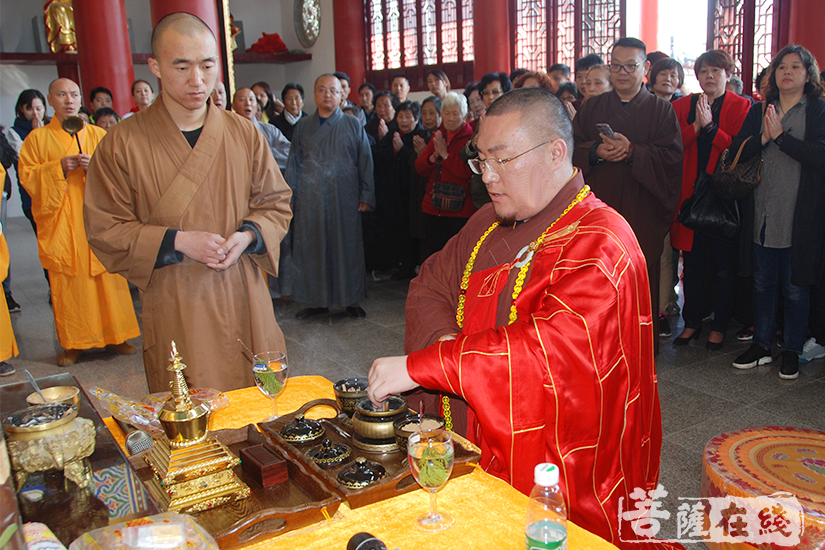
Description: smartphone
596,123,616,139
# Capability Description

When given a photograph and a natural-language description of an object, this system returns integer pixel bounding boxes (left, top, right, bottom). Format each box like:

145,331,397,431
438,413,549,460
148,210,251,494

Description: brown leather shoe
57,349,83,367
106,342,137,355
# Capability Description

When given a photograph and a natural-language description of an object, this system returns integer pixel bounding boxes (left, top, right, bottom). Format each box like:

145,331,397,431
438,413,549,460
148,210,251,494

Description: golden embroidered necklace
456,185,590,328
442,185,589,431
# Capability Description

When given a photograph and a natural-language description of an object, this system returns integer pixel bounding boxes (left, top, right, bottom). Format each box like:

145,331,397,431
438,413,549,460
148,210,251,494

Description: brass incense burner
143,342,250,513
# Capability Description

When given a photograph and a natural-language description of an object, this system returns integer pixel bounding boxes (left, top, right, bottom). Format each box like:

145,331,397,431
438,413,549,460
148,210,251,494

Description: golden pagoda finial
167,341,193,411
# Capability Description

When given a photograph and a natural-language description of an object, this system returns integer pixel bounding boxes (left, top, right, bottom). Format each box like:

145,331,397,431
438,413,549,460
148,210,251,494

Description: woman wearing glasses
414,92,475,257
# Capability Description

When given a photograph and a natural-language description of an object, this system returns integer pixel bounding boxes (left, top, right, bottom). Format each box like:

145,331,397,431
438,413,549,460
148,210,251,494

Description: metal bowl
352,396,408,441
333,378,369,418
393,413,446,452
26,386,80,407
3,403,77,434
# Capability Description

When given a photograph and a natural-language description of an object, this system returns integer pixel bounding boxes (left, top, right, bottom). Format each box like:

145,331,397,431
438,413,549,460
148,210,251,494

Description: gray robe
286,108,375,308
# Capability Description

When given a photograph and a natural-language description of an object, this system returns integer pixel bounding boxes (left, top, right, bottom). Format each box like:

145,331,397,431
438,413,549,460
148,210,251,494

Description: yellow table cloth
105,375,618,549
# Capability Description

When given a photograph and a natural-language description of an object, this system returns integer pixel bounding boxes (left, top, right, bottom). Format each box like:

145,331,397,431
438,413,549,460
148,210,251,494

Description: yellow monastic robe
0,165,18,362
84,96,292,393
18,117,140,350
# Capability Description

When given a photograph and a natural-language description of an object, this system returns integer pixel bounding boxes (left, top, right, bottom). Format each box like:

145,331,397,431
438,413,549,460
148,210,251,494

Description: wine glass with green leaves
252,352,288,421
408,428,455,532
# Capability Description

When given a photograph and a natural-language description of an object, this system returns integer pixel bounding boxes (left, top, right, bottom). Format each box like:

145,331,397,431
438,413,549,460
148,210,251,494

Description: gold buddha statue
44,0,77,53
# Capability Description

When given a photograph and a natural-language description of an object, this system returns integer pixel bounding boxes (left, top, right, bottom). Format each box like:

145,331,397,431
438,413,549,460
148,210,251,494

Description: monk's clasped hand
207,230,254,271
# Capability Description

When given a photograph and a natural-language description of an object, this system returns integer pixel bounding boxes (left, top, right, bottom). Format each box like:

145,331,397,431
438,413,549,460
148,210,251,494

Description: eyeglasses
609,61,645,74
468,141,551,175
481,88,504,97
315,88,341,96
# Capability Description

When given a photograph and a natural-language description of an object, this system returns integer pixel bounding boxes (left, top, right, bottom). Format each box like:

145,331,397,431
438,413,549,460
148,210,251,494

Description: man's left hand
358,202,372,212
600,132,632,162
77,153,91,171
206,230,254,271
368,355,418,406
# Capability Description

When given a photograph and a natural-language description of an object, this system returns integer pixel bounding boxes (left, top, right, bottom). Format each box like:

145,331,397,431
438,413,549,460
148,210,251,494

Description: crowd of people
1,11,824,548
0,32,823,380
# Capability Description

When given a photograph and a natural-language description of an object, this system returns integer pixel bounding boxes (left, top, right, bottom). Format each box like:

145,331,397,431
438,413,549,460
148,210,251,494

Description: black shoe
736,325,754,341
0,361,15,377
706,331,725,351
5,293,20,313
658,313,672,337
674,327,701,346
732,344,772,370
346,305,366,319
295,307,329,320
779,351,799,380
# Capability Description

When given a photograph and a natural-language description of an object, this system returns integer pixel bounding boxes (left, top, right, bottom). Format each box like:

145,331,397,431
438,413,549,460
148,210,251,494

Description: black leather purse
678,171,740,242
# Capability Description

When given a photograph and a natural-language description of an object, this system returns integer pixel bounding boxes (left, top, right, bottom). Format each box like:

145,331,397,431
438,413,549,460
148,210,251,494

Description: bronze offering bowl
393,413,446,453
332,377,369,420
352,395,407,452
26,386,80,407
3,403,78,439
336,456,386,489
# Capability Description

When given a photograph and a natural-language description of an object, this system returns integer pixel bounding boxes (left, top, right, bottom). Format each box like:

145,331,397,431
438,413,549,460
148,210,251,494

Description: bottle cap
534,463,560,486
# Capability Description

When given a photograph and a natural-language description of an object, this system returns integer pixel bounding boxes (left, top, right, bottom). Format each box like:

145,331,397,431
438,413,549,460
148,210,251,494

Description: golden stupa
143,342,250,512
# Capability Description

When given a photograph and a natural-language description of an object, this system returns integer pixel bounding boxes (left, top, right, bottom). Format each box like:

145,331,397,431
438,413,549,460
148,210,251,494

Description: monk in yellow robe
19,78,140,367
84,13,292,393
0,165,18,377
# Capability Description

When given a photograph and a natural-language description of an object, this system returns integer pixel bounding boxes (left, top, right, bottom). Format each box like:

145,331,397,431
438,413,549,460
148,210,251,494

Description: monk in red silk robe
369,89,681,549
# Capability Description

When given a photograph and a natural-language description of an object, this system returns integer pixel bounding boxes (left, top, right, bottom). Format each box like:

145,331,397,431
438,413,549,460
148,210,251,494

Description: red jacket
414,122,476,218
670,92,750,251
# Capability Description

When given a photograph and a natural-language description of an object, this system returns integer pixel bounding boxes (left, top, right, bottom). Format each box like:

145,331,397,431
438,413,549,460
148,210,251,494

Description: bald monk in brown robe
84,13,292,393
573,37,683,348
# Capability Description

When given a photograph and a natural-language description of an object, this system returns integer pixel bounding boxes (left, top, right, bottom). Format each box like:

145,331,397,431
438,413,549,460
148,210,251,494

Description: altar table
106,375,619,549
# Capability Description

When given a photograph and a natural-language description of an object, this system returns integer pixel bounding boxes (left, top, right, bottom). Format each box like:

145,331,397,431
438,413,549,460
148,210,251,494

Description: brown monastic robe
84,96,293,393
572,86,683,346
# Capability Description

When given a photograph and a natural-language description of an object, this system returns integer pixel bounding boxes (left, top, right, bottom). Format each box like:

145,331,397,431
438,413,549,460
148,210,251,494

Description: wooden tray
130,425,341,549
258,399,481,509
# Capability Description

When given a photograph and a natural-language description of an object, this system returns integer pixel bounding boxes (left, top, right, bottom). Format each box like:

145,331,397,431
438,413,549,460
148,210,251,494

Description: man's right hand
174,231,228,265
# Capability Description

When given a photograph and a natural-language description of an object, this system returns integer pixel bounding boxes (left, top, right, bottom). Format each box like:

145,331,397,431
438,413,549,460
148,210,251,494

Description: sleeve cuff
239,221,267,254
154,229,184,268
589,143,602,165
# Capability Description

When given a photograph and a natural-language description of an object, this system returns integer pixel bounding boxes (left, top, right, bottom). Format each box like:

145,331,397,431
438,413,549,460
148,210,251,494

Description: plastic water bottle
525,463,568,550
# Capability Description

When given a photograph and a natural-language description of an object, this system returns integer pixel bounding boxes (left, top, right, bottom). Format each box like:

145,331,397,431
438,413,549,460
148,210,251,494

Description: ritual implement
61,115,84,154
142,342,250,513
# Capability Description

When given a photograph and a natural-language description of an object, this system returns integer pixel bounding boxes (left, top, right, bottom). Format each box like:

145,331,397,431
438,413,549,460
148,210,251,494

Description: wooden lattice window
511,0,626,72
366,0,474,91
707,0,781,96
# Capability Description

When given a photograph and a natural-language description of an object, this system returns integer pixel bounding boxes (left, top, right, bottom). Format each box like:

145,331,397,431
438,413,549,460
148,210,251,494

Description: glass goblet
408,428,455,532
252,352,288,421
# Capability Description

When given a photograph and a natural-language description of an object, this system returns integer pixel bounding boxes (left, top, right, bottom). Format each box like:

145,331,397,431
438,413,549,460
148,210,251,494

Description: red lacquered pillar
149,0,225,81
333,2,367,102
787,0,825,63
639,0,659,53
73,0,135,116
473,0,511,80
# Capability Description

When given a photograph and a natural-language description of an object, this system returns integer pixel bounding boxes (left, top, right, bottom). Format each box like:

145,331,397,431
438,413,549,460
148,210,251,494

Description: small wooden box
240,444,288,489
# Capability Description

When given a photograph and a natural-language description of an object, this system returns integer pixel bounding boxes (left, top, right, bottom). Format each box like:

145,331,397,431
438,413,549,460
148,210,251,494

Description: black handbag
430,159,466,212
711,103,766,200
678,171,740,242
